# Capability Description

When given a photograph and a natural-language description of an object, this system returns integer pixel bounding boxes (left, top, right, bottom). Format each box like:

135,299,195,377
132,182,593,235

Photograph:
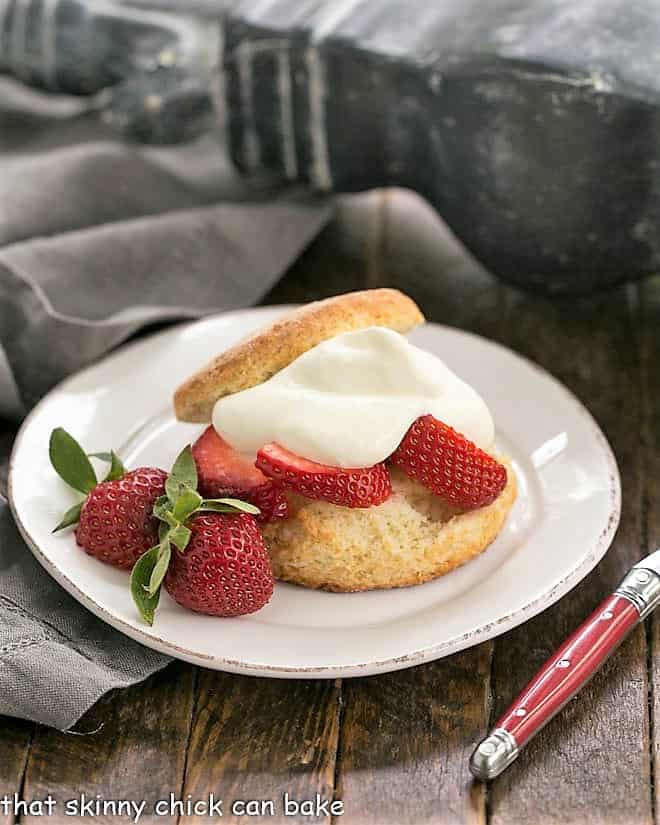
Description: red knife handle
470,561,660,780
495,593,638,746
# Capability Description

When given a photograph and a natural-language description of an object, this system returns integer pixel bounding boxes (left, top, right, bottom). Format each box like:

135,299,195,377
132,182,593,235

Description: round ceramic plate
8,307,620,678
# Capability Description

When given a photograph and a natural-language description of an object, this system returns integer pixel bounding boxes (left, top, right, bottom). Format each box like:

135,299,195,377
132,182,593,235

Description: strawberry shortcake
174,289,517,593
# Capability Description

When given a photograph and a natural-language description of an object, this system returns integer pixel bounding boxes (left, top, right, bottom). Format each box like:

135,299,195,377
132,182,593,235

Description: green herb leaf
200,497,261,516
152,495,179,529
89,451,126,482
130,546,162,625
172,487,202,523
49,428,97,494
153,495,173,522
165,446,197,503
146,541,171,597
169,522,192,552
52,501,84,533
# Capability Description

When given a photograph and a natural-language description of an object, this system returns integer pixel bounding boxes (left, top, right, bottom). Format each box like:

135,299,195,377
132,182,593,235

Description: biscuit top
174,288,425,423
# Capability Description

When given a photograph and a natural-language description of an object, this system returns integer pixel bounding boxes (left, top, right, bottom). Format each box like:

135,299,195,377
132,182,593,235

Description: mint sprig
49,428,127,532
129,444,260,626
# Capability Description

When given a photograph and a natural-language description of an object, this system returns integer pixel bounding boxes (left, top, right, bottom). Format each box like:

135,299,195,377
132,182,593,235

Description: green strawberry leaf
89,450,126,482
199,497,261,516
52,501,83,533
165,446,197,503
146,540,171,597
169,522,192,552
172,487,202,523
153,495,172,522
152,496,180,530
153,496,173,522
130,546,162,626
49,428,97,494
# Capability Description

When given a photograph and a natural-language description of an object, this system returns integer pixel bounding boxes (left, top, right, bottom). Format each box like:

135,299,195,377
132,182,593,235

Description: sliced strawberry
192,427,288,522
255,443,392,508
390,414,507,510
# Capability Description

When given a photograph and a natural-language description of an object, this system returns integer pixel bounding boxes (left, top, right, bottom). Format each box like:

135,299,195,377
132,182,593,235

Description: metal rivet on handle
601,610,613,620
635,570,651,584
515,708,527,717
557,659,571,669
470,729,520,780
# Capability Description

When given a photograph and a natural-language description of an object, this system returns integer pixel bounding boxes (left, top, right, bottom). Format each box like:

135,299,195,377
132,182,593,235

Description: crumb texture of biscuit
174,288,425,422
262,460,517,592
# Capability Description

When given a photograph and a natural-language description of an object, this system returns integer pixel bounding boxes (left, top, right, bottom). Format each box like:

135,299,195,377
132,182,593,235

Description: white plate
8,307,621,678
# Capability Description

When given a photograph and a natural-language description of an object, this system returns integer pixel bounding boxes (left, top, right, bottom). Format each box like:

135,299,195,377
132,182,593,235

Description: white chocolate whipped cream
212,327,494,468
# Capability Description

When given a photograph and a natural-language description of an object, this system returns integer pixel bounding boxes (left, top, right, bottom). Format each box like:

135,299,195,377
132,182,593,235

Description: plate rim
7,307,622,678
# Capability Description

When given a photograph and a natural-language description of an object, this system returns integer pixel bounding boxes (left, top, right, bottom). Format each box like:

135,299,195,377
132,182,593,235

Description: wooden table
1,189,658,824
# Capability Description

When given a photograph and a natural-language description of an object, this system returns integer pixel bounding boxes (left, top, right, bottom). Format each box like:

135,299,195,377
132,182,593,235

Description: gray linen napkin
0,77,331,729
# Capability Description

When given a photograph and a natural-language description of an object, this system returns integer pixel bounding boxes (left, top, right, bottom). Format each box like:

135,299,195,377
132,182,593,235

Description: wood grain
181,672,341,824
489,286,651,825
20,662,196,824
0,717,33,825
639,275,660,823
336,653,490,825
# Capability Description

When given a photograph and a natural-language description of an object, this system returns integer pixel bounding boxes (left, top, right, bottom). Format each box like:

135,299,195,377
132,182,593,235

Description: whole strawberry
164,513,273,617
390,415,507,510
130,445,272,624
75,468,168,569
50,428,166,569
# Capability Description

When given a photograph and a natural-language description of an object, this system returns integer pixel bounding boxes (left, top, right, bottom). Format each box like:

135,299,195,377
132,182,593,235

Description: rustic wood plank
0,717,33,825
489,285,651,824
332,189,501,825
181,673,341,824
639,274,660,823
337,654,489,825
21,662,196,824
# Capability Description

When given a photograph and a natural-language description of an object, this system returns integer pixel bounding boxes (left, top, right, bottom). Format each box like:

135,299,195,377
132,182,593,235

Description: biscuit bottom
262,459,517,592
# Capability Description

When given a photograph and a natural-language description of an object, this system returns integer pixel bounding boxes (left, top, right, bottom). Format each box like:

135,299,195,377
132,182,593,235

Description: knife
470,548,660,781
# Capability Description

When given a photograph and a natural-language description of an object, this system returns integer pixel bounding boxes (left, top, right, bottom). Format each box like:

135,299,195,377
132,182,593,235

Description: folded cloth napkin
0,77,331,729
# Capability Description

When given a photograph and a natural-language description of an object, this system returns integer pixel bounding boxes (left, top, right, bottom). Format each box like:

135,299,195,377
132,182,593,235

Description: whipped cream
212,327,494,468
